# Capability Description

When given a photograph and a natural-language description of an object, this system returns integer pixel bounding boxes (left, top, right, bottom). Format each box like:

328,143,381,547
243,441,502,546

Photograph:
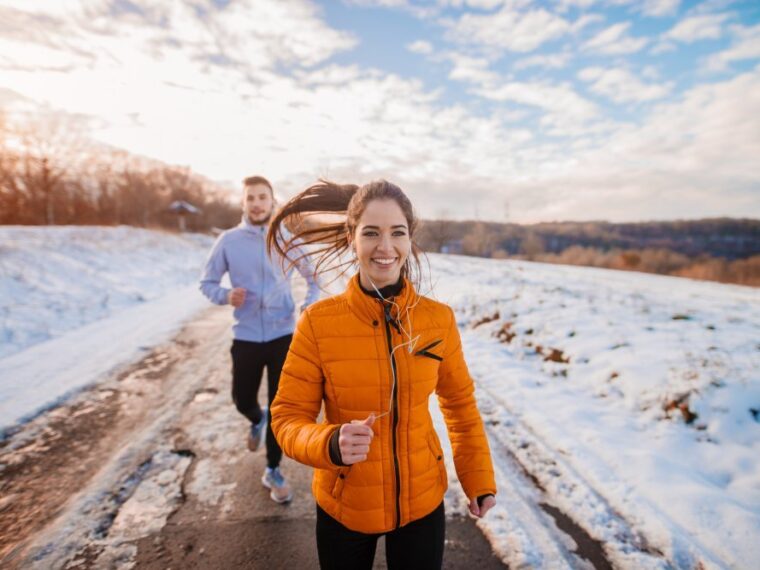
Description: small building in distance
168,200,201,232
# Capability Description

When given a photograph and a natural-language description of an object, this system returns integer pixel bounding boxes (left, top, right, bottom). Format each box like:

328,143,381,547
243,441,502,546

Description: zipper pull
383,303,402,334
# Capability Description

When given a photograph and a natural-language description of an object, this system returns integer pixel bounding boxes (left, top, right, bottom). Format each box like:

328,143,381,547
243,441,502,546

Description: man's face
243,183,274,225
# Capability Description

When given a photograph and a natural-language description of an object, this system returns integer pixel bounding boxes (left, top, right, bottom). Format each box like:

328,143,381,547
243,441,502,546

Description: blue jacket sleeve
277,229,320,311
293,246,320,310
199,235,230,305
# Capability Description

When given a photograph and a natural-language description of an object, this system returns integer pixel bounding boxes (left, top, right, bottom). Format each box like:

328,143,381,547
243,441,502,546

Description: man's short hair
243,175,273,191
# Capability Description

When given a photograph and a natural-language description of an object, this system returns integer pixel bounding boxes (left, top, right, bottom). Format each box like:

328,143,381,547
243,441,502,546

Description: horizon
418,214,760,225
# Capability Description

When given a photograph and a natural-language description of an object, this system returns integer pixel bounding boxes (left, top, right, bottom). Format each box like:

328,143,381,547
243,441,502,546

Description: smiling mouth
372,257,398,266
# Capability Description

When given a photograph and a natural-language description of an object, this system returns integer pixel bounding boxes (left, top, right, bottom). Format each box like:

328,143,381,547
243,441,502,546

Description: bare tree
462,222,498,257
424,221,452,252
0,112,239,229
420,209,456,253
0,112,22,223
14,111,88,225
520,231,544,260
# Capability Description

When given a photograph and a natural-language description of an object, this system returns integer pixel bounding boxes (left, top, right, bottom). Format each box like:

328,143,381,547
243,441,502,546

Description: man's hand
339,414,375,465
228,287,246,308
468,495,496,518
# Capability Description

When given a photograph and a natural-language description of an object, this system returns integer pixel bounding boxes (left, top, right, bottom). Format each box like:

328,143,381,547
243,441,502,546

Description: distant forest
2,113,757,286
416,218,760,286
0,113,240,232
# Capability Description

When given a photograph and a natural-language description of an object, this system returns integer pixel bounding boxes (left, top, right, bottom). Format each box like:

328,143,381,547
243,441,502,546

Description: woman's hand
338,414,375,465
468,495,496,518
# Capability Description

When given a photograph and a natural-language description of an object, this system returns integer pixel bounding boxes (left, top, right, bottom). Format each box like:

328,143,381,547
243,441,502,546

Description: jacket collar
358,275,404,299
344,273,417,327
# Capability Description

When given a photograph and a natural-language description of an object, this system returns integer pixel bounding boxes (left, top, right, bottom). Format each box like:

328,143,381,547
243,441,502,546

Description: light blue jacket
199,216,320,342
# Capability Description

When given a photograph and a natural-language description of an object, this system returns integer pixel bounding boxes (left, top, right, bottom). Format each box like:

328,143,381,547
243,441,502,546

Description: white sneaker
262,467,293,504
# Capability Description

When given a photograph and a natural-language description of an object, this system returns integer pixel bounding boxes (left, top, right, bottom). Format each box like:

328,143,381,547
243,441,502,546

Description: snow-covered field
1,227,758,568
0,226,213,430
427,254,760,569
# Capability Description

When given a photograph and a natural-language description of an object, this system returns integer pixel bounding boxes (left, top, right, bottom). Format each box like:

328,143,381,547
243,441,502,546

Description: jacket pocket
427,432,447,488
331,467,350,500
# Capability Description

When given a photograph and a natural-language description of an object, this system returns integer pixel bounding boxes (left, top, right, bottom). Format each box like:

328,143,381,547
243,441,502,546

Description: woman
268,180,496,569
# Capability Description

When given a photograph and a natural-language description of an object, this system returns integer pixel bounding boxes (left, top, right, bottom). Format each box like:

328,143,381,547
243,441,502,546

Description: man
200,175,319,503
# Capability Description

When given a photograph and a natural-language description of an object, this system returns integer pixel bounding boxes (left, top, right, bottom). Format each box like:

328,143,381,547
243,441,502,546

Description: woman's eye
393,231,407,237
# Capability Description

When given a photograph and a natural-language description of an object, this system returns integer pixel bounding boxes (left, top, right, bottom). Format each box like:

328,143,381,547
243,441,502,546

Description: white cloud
442,49,598,136
650,41,677,54
406,40,434,54
583,22,649,54
558,0,678,18
345,0,439,18
642,0,680,17
0,0,357,75
558,0,598,10
474,80,599,132
579,66,673,103
345,0,410,6
571,12,605,33
641,65,660,80
438,0,507,9
514,52,571,70
664,13,730,42
447,53,500,85
705,23,760,71
529,66,760,221
0,0,757,223
443,5,571,52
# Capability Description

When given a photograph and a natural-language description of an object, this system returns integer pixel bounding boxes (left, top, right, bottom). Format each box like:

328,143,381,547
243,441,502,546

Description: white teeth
373,258,396,265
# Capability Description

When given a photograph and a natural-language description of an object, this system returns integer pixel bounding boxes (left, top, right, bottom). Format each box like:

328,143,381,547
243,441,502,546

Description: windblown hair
267,179,424,288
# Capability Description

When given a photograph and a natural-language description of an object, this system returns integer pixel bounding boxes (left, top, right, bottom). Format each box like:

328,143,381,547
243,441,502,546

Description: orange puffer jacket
271,274,496,534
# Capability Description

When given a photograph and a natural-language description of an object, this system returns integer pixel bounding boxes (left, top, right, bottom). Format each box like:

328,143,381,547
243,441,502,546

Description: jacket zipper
381,301,402,530
259,230,264,337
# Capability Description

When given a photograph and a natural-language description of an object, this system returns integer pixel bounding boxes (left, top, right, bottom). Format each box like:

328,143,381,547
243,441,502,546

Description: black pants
230,335,291,469
316,502,445,570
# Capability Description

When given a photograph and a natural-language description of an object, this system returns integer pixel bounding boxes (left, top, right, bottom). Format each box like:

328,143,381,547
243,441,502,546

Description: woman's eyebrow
362,224,408,230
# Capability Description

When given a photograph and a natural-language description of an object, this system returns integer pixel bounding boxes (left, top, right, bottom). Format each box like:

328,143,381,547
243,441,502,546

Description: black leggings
316,502,445,570
230,335,291,469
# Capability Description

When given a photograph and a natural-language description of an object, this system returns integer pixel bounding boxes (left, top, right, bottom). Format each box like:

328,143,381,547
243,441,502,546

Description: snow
426,254,760,569
0,226,213,431
1,227,758,568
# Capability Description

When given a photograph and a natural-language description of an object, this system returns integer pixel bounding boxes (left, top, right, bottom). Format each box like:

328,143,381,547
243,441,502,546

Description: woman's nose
378,233,393,251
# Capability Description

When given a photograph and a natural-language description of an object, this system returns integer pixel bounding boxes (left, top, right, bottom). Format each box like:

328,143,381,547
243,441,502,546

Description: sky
0,0,758,223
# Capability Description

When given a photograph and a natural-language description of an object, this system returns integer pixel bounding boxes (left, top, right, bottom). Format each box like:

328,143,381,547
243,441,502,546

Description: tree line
0,113,239,231
416,219,760,286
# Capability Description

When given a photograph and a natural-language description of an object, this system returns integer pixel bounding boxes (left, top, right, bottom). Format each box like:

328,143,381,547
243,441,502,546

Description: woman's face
352,198,411,290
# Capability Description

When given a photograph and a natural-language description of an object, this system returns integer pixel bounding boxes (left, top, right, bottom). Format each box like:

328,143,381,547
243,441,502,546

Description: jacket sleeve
270,310,340,470
199,234,230,305
436,306,497,500
278,230,320,311
291,244,321,310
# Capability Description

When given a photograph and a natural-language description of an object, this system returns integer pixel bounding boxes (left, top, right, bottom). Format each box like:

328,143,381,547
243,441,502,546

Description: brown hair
267,179,424,287
243,175,273,192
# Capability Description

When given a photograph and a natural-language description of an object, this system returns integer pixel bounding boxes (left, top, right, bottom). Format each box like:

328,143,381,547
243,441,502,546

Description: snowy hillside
0,226,214,430
0,226,213,359
426,254,760,569
0,227,758,568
